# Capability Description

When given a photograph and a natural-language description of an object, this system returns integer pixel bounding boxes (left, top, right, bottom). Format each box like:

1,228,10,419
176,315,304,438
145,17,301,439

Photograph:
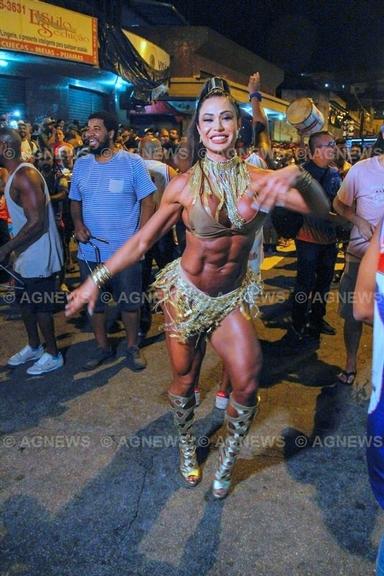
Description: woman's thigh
210,308,262,395
163,304,205,391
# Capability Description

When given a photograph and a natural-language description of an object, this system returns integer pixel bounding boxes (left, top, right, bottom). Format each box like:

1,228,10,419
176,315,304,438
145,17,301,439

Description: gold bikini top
187,155,267,238
187,194,266,238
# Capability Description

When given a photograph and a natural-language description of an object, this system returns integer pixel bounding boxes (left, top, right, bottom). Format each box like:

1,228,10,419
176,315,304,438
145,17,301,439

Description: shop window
68,86,108,124
0,75,26,118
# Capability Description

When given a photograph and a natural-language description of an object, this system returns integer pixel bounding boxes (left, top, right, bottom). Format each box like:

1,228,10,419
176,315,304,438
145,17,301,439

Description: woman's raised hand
249,164,300,213
248,72,261,93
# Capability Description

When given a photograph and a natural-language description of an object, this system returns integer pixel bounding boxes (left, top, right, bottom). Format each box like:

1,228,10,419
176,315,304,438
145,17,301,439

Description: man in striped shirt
70,112,156,371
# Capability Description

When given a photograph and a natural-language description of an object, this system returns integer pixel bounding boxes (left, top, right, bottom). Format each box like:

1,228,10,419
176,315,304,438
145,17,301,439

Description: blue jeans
377,533,384,575
292,240,338,333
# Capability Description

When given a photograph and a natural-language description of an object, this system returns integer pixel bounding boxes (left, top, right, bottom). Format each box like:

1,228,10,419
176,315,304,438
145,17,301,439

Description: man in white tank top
0,127,64,375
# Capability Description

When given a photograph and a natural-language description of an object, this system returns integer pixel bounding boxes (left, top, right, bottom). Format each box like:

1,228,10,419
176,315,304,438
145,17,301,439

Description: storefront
128,76,295,142
328,100,358,139
0,0,169,124
0,48,117,124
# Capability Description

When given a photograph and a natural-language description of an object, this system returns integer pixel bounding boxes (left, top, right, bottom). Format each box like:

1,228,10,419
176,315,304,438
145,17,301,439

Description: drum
286,98,324,135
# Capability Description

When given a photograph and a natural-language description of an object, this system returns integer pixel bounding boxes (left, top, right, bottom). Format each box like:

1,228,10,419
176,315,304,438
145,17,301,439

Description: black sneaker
280,326,318,351
308,319,336,336
319,319,336,335
82,347,114,370
126,346,147,371
281,326,305,346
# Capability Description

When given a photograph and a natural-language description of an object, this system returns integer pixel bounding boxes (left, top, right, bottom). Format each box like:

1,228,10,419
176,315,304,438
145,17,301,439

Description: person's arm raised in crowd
353,222,381,324
248,73,268,127
248,72,271,162
0,167,46,262
65,173,186,316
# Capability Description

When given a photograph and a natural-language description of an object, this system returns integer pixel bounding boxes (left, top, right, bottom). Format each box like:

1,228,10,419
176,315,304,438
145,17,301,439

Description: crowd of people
1,72,384,517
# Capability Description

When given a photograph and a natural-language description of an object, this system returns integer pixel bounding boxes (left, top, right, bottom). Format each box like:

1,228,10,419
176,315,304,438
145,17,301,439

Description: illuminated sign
124,30,169,71
0,0,98,65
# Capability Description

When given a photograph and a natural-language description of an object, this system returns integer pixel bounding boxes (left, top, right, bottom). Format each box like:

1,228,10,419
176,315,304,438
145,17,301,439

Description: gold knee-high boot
168,391,202,487
212,394,259,499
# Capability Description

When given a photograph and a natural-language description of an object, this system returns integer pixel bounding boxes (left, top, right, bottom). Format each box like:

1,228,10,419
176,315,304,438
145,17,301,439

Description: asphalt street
0,247,379,576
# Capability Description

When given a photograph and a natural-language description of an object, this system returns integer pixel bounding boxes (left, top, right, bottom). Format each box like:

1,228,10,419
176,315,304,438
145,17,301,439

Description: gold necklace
190,154,249,228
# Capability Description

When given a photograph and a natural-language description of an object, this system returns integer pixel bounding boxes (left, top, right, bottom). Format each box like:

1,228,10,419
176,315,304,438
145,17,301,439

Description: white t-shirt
143,159,171,208
20,139,38,162
337,156,384,259
246,155,267,272
245,152,268,169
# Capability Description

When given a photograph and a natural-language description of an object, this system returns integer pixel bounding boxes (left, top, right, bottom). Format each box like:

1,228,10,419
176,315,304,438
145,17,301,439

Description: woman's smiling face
197,95,240,161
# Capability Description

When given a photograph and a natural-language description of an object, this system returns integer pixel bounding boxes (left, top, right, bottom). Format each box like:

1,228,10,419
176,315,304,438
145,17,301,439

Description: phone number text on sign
0,1,26,13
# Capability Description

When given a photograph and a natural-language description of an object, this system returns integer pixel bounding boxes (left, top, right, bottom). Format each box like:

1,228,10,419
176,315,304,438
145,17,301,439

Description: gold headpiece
204,77,230,99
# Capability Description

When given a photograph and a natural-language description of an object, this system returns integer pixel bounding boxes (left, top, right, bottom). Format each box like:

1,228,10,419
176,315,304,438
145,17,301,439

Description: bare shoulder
162,170,191,204
12,166,45,205
14,165,43,189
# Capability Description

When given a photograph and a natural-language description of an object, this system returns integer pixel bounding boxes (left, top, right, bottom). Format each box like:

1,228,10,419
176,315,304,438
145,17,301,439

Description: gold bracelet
91,264,112,289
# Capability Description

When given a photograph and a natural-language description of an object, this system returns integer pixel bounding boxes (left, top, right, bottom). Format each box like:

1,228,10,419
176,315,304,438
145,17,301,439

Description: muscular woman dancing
66,77,328,498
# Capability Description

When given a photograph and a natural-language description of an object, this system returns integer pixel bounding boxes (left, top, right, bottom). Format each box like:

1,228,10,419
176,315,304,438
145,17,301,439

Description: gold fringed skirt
151,258,262,342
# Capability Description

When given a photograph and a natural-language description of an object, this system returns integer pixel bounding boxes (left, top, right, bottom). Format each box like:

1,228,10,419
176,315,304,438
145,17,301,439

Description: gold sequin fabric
151,258,262,342
189,155,250,229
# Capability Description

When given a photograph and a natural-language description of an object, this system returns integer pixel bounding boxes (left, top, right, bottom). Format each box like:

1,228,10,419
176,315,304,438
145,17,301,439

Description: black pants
292,240,338,333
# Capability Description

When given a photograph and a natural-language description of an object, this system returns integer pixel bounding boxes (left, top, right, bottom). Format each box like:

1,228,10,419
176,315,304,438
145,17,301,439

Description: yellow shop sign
0,0,98,64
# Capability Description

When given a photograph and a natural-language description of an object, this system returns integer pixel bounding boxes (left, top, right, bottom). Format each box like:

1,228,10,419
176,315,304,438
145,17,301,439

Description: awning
98,23,170,98
167,77,289,115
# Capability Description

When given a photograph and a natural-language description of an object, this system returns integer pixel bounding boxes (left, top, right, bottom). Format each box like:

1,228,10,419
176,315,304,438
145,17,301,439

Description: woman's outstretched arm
249,164,330,216
65,173,187,316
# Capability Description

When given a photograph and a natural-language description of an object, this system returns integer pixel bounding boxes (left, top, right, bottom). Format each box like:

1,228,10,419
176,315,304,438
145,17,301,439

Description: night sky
169,0,384,79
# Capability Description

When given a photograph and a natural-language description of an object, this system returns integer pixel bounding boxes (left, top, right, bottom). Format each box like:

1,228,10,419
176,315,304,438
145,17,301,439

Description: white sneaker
26,352,64,375
8,344,44,367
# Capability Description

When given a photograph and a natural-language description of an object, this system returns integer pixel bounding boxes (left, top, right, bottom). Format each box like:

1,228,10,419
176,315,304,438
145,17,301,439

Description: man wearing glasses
286,131,342,345
70,112,156,371
333,147,384,385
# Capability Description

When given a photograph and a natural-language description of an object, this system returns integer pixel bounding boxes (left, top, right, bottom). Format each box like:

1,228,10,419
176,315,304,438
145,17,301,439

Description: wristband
91,264,112,289
249,91,262,102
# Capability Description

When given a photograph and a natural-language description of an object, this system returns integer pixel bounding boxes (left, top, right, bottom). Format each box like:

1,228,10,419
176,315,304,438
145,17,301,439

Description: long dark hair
187,77,241,166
